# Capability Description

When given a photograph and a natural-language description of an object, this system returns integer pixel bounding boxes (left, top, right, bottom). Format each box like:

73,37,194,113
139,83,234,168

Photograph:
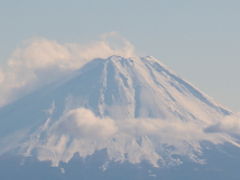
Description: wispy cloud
206,113,240,135
20,106,239,167
56,108,118,139
0,32,136,107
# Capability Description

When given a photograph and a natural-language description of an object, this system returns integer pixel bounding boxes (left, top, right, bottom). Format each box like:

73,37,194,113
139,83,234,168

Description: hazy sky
0,0,239,111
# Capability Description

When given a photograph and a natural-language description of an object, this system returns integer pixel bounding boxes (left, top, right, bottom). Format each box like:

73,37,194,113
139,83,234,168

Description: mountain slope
0,56,239,177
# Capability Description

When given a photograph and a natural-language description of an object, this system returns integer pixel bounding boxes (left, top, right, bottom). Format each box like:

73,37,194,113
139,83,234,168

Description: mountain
0,55,239,179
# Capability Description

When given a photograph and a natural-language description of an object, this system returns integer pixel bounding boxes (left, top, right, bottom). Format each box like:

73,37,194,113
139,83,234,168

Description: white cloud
206,113,240,135
0,32,137,107
56,108,118,139
9,38,72,69
20,107,239,167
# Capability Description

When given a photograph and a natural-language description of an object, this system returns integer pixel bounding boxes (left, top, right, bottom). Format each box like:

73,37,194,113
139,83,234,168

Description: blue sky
0,0,240,110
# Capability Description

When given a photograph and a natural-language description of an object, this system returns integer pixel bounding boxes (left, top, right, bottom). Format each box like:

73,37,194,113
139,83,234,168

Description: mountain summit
21,55,230,121
0,56,239,179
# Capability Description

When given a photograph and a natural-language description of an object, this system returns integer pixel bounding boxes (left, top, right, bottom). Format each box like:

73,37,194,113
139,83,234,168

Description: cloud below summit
56,108,118,139
21,106,240,167
206,113,240,136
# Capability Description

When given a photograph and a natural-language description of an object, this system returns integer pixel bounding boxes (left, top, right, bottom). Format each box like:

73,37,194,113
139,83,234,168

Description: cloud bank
20,106,239,167
57,108,118,139
206,113,240,136
0,32,136,107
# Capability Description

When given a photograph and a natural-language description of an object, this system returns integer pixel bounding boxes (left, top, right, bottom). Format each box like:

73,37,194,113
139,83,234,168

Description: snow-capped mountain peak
0,55,237,168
